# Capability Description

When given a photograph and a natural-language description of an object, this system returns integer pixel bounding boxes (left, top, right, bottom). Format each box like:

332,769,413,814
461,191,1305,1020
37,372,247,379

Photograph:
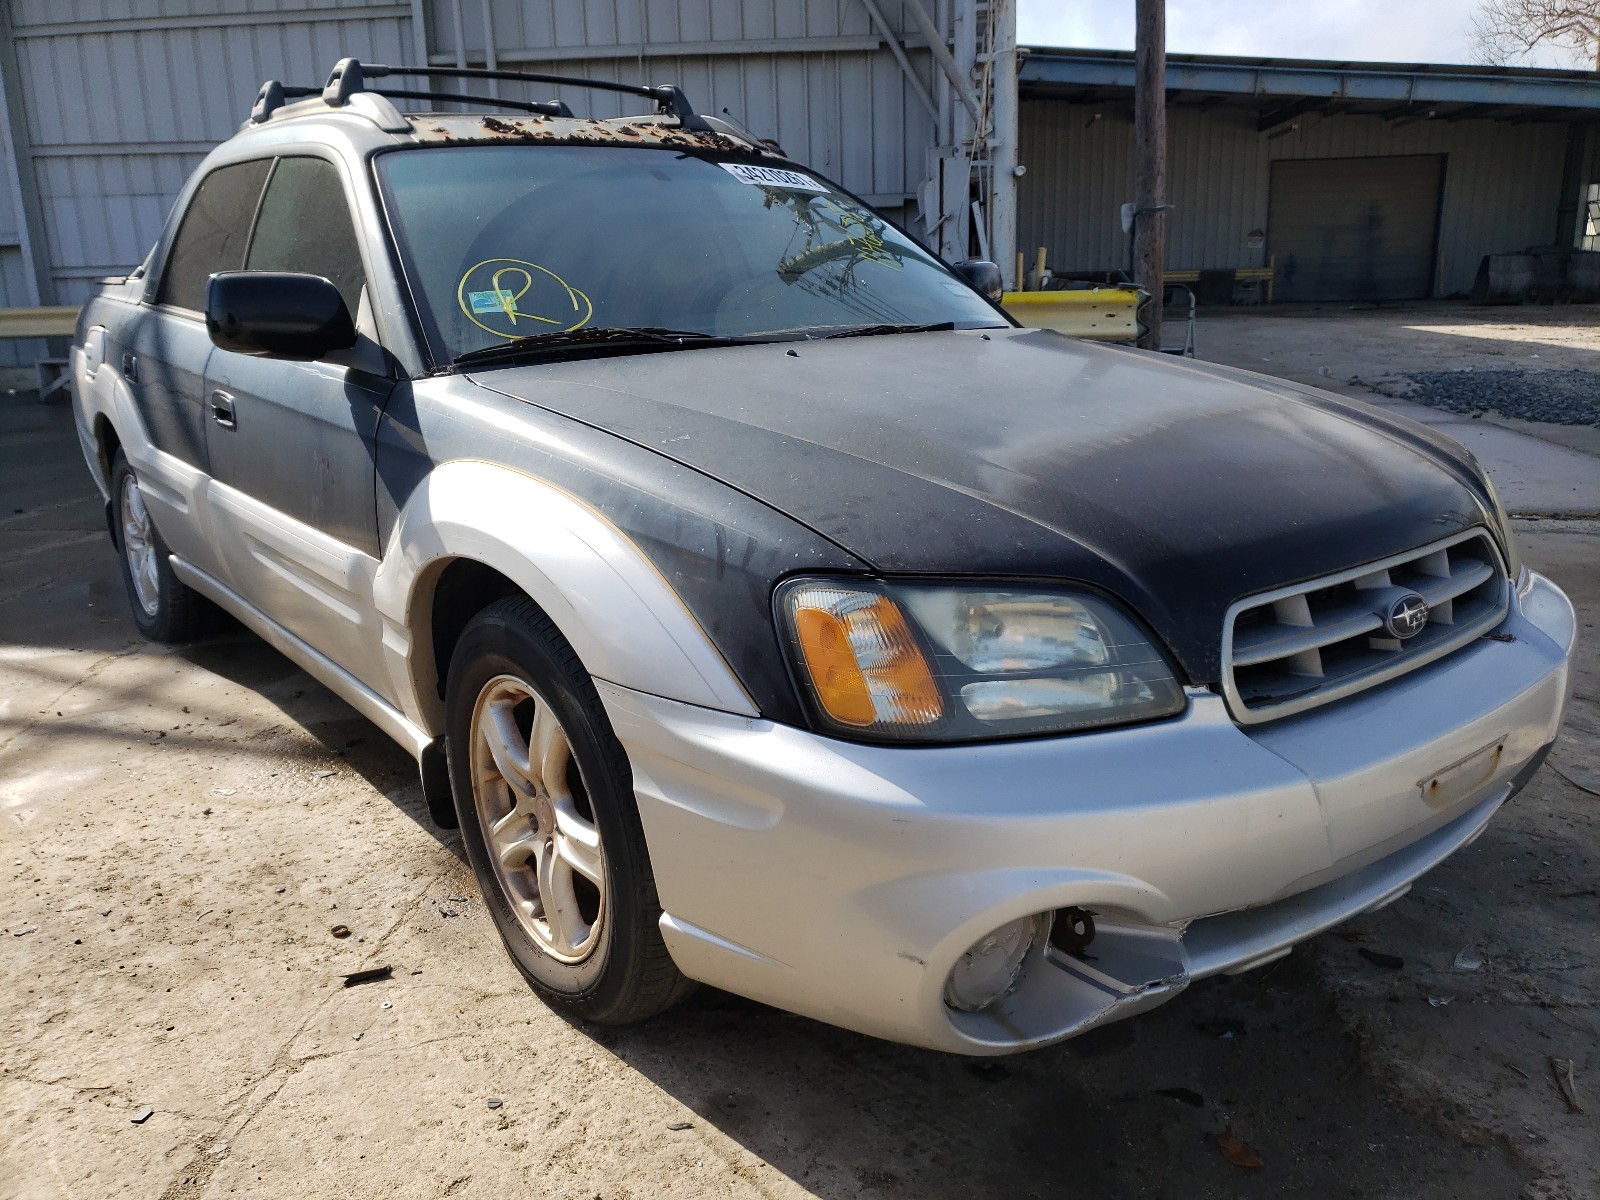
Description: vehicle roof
224,99,779,163
406,111,766,154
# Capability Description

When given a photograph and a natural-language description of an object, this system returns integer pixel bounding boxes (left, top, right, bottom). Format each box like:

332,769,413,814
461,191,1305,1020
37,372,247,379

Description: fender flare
372,459,759,734
74,343,133,491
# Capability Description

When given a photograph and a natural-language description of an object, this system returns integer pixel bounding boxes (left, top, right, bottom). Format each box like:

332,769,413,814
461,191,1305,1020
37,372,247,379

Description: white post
945,0,977,261
989,0,1019,287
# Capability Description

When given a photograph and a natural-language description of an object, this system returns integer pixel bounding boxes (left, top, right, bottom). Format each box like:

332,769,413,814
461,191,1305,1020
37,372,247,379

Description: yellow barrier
0,306,79,338
1001,288,1140,342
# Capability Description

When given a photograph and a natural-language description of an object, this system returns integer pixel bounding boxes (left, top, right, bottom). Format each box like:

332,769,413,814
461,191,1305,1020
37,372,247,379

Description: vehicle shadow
175,625,464,856
581,950,1527,1200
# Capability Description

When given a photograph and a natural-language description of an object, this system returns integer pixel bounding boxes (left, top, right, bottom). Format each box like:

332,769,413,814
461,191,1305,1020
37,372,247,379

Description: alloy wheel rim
121,474,160,617
469,675,607,963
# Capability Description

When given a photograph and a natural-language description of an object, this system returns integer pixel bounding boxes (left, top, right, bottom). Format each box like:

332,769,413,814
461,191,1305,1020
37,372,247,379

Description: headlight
776,577,1186,742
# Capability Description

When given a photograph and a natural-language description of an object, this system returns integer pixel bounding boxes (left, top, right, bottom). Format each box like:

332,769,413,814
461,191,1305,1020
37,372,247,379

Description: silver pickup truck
70,59,1575,1055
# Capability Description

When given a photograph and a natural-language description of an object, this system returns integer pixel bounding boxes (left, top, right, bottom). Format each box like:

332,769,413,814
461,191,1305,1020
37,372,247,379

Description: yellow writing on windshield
457,258,593,340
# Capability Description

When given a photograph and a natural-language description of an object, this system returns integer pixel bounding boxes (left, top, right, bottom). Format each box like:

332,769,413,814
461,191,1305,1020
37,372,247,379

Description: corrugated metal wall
1019,101,1570,297
5,0,414,306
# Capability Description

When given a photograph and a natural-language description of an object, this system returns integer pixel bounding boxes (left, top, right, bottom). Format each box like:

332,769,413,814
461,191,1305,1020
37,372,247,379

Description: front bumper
600,572,1575,1054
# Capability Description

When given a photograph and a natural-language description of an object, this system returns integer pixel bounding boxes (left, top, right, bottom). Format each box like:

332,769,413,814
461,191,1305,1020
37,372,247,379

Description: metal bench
0,305,78,399
1166,256,1276,304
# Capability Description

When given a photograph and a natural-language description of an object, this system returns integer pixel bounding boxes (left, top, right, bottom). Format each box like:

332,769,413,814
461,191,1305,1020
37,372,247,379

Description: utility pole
1133,0,1165,350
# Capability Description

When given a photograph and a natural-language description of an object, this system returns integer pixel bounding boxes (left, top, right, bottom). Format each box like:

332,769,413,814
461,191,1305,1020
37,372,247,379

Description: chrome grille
1221,530,1510,723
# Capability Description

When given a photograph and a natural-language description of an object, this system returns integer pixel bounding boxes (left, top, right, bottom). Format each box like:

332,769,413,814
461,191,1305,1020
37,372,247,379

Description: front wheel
445,596,692,1024
110,451,207,643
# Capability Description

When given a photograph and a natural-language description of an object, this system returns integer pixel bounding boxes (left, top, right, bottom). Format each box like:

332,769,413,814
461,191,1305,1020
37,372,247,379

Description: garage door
1269,155,1445,302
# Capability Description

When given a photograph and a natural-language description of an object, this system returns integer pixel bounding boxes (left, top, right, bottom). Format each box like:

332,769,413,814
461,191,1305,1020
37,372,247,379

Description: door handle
210,389,236,429
121,352,138,382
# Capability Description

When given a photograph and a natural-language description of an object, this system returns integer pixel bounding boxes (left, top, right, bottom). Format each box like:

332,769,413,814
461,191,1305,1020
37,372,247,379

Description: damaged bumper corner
949,774,1524,1052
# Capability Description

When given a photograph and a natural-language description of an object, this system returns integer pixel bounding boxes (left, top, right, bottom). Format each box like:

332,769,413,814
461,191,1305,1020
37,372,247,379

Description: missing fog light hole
1050,906,1097,957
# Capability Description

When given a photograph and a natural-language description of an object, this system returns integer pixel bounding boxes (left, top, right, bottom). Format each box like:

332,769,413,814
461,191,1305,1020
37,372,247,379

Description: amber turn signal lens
792,607,875,725
787,588,944,729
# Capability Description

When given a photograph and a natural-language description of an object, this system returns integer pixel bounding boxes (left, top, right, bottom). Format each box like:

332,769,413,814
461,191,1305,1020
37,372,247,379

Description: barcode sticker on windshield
719,163,829,192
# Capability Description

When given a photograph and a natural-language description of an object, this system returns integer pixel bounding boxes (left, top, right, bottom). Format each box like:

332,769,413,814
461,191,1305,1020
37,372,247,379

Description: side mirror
206,272,356,360
951,258,1003,303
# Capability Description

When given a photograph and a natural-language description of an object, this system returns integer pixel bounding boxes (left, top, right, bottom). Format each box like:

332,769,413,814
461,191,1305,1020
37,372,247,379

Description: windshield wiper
809,322,958,339
449,326,775,370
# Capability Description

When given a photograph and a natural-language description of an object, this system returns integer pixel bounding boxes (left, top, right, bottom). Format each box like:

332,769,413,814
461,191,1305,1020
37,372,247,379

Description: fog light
944,915,1044,1012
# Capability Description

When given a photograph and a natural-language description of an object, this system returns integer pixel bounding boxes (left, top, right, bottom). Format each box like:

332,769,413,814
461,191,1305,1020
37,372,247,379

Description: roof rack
249,57,712,131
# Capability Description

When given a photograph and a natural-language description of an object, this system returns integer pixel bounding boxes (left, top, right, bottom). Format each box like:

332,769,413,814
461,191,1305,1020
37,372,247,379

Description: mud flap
419,737,458,828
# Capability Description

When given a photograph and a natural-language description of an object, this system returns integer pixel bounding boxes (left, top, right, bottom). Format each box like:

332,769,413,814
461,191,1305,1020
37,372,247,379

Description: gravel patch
1377,367,1600,426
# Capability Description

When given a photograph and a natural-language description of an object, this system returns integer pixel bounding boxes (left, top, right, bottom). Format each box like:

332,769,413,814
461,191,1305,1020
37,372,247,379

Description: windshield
376,145,1005,364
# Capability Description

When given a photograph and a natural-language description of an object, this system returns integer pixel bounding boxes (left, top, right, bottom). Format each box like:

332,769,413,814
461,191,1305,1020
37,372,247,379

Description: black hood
471,328,1497,683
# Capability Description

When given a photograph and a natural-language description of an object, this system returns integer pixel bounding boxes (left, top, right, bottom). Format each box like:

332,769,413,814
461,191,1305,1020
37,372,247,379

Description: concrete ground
1197,303,1600,515
2,351,1596,1198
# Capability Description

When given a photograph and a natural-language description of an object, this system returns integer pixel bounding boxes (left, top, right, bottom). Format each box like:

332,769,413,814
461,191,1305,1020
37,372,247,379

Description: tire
444,595,693,1025
109,450,208,643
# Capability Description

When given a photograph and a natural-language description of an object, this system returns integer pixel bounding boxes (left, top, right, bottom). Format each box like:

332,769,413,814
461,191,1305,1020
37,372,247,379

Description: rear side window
246,156,367,314
157,159,272,311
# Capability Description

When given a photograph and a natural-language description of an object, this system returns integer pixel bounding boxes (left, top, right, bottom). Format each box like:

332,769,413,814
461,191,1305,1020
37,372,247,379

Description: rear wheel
445,595,692,1024
110,451,207,643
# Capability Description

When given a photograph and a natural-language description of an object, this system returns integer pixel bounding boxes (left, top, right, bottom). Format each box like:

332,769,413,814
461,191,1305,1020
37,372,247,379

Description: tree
1472,1,1600,70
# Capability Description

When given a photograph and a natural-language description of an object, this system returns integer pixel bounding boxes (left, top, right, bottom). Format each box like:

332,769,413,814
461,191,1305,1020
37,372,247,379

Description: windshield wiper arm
810,322,957,339
450,326,773,370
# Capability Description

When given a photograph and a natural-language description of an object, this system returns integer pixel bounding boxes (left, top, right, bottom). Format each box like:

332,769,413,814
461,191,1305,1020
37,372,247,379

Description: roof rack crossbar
345,60,712,131
371,88,573,118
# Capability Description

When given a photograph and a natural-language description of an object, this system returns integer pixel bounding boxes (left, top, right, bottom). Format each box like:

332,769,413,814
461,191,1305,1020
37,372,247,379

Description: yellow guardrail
1001,288,1140,342
0,306,79,338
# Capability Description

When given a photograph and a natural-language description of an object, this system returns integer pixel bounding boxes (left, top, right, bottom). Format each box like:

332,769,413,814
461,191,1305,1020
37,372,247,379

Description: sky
1016,1,1576,69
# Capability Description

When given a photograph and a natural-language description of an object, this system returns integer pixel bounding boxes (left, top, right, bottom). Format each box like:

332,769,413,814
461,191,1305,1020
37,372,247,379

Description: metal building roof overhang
1019,47,1600,127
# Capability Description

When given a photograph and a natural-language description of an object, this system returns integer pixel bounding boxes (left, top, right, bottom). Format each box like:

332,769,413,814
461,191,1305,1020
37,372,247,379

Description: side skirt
170,555,458,827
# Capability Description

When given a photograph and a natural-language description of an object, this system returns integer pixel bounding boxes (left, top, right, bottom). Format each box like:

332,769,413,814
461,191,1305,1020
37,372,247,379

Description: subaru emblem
1384,593,1430,639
